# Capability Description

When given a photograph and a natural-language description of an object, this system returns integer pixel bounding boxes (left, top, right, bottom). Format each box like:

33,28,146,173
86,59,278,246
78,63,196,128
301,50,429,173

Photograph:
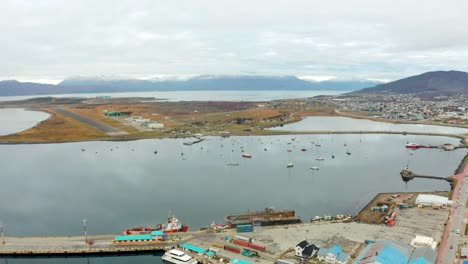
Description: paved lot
55,108,127,136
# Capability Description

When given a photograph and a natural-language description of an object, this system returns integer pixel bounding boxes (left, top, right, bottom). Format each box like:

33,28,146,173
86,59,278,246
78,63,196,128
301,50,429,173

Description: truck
242,248,259,257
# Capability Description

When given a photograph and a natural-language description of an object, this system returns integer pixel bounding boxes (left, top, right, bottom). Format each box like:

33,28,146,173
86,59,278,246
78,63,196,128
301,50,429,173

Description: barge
225,208,301,228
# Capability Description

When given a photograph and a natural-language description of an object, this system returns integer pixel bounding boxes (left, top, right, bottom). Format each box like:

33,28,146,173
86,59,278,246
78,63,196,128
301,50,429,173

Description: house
353,240,412,264
336,252,350,264
295,240,309,257
317,245,345,263
325,245,342,263
317,247,328,261
408,247,436,264
295,240,319,258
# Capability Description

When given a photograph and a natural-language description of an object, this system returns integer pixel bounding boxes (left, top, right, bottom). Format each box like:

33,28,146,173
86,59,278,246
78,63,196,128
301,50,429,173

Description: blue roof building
353,240,412,264
317,244,347,263
181,243,206,255
408,247,436,264
337,252,351,264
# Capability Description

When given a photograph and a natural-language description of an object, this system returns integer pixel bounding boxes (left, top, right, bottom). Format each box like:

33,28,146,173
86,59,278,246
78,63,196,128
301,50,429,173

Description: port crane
400,167,455,190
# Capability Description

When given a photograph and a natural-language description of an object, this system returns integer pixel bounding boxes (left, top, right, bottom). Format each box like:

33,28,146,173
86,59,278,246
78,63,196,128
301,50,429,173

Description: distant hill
0,75,381,96
352,70,468,96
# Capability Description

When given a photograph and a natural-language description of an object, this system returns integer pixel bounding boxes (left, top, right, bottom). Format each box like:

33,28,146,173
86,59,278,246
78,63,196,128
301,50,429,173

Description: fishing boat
405,143,420,149
242,153,252,158
287,162,294,168
162,249,198,264
121,216,189,235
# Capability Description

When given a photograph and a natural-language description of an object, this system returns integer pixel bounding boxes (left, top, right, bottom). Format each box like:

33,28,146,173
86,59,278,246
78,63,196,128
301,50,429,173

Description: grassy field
0,108,106,143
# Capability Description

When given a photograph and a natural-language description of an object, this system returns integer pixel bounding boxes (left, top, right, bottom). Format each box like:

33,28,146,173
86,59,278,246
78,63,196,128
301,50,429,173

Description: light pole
83,219,88,245
0,221,5,245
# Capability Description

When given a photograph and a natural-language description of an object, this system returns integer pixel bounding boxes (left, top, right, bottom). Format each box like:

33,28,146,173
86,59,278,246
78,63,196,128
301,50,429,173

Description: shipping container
233,239,250,247
248,242,266,252
235,235,252,242
276,260,296,264
237,224,253,233
224,245,241,254
212,243,224,249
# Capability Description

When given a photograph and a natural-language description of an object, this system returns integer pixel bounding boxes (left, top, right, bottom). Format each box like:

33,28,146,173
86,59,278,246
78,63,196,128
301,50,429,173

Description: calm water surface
1,116,467,263
0,108,50,136
0,90,349,102
271,116,468,134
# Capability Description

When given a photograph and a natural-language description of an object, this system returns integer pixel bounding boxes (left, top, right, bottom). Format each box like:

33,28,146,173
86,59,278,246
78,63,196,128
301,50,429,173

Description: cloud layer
2,0,468,82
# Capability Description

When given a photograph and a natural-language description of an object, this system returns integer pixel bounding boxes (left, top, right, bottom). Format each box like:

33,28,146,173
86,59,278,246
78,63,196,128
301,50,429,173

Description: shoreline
0,130,466,145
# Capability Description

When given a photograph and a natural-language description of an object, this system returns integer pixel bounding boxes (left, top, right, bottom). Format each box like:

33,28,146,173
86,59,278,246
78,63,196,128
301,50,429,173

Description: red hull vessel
121,216,189,235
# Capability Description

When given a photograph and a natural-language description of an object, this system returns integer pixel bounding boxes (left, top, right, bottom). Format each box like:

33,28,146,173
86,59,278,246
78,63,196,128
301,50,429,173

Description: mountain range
352,70,468,96
0,76,380,96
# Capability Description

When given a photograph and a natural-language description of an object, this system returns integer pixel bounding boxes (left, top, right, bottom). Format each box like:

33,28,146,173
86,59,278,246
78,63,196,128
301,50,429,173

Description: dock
0,234,189,257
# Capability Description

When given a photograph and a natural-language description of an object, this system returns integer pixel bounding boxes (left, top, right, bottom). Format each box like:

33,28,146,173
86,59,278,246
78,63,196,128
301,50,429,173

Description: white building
415,194,452,207
410,236,437,249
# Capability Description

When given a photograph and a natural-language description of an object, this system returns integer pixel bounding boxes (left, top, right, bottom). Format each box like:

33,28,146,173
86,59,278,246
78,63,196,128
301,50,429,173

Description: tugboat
121,216,189,235
162,249,198,264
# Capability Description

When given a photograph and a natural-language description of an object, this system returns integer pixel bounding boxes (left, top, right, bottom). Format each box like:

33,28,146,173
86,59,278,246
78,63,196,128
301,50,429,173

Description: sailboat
227,151,239,166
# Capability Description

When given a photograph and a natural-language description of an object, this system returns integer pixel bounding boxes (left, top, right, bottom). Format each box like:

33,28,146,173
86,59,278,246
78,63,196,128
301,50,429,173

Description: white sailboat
227,150,239,166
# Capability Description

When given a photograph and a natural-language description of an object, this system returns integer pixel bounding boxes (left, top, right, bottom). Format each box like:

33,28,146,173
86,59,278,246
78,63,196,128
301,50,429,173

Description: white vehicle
162,249,198,264
456,229,460,234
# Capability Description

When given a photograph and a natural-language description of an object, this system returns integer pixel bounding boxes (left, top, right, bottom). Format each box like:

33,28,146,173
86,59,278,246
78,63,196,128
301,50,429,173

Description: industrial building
353,240,436,264
353,240,412,264
408,247,437,264
104,111,132,117
415,194,452,207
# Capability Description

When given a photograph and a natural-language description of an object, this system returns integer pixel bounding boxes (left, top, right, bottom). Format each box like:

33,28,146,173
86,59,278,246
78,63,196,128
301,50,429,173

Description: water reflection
0,108,50,135
270,116,468,134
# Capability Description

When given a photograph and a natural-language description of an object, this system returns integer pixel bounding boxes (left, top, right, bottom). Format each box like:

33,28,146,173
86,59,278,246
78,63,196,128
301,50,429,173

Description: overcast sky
2,0,468,83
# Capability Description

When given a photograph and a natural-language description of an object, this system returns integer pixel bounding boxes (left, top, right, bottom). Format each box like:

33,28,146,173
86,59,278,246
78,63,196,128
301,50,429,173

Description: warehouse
415,194,452,207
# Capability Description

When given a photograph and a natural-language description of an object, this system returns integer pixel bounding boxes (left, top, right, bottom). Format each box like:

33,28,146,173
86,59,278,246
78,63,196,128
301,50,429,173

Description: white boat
310,166,320,170
162,249,198,264
287,162,294,168
316,157,324,161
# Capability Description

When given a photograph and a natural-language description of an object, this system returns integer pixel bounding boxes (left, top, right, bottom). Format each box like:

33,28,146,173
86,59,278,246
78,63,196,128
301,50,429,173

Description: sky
1,0,468,84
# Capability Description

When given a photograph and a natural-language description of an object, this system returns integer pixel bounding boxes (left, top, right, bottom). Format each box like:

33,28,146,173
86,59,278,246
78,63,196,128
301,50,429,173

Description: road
438,156,468,264
54,108,127,136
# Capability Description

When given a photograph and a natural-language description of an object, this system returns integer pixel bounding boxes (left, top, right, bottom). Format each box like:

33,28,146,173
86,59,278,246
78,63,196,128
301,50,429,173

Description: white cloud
1,0,468,82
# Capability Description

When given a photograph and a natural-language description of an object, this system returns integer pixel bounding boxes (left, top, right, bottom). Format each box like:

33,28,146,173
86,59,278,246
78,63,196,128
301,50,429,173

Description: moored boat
162,249,198,264
122,216,189,235
287,162,294,168
405,143,420,149
242,153,252,158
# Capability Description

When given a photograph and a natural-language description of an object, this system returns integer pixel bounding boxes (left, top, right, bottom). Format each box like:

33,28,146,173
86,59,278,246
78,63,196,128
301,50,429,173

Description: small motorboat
242,153,252,158
316,157,325,161
310,166,320,170
287,162,294,168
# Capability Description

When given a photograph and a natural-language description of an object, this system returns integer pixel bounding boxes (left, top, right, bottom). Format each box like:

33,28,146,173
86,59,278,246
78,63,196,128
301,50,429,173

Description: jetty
0,234,192,257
